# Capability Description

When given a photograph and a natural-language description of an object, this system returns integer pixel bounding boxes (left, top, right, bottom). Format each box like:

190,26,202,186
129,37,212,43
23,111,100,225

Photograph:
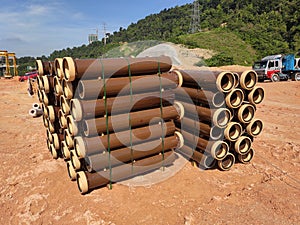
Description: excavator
0,50,18,78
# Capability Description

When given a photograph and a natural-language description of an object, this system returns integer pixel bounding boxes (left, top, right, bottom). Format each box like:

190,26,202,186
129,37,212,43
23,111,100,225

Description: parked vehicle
252,54,300,82
19,71,38,82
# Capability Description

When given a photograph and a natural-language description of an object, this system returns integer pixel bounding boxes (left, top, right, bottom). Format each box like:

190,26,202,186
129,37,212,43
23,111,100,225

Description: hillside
17,0,300,71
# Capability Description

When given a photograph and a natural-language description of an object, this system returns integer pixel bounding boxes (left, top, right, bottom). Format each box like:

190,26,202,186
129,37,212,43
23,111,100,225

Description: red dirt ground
0,76,299,225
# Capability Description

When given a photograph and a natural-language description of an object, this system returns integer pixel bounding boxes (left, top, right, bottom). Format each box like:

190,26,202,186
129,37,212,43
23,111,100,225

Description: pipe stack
174,70,264,171
37,56,185,194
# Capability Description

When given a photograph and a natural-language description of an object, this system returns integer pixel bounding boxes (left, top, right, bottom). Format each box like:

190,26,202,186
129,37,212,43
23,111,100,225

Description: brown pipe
64,128,74,149
41,76,53,94
48,120,60,134
233,72,240,88
175,87,224,108
49,61,56,76
70,90,175,121
70,149,84,171
42,115,49,128
247,86,265,105
78,71,181,100
177,100,231,128
54,58,64,80
46,105,60,122
224,122,242,141
177,144,216,169
41,90,55,106
46,128,53,143
75,121,176,158
225,88,244,109
62,79,78,100
60,95,71,115
83,103,183,136
237,104,256,124
66,161,77,181
58,109,68,129
49,143,59,160
63,56,173,82
36,60,50,76
238,148,255,164
61,140,71,160
54,76,63,96
85,133,182,172
246,119,264,137
233,136,252,155
238,70,258,90
52,133,64,150
176,117,223,141
76,151,176,194
37,76,43,90
180,129,228,160
217,153,235,171
37,89,43,103
66,115,81,136
175,70,235,93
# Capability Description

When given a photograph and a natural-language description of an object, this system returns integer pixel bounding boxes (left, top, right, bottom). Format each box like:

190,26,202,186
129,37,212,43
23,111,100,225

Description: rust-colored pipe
70,90,175,121
54,58,64,80
49,61,56,76
64,128,74,149
238,148,255,164
78,71,181,100
83,103,183,136
175,87,224,108
180,129,228,160
66,161,77,181
233,72,240,88
75,121,176,158
224,122,242,141
46,128,53,143
176,117,223,141
238,70,258,90
42,115,49,128
60,95,71,115
246,119,264,137
174,70,235,93
52,133,64,150
177,144,216,169
76,151,177,194
177,100,231,128
62,78,79,100
70,149,84,171
66,115,82,136
63,56,173,82
58,109,68,129
37,76,43,91
85,133,182,172
225,88,244,109
61,140,71,160
53,76,63,96
49,143,59,160
247,86,265,105
233,136,252,155
36,60,51,76
46,105,60,123
236,103,256,124
217,152,235,171
41,76,54,94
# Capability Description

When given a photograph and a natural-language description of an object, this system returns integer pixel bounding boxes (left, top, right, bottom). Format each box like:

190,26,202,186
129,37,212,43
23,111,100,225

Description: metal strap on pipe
158,60,165,168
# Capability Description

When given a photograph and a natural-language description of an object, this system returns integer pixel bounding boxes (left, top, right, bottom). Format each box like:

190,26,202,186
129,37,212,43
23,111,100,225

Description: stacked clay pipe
174,70,264,171
36,56,185,194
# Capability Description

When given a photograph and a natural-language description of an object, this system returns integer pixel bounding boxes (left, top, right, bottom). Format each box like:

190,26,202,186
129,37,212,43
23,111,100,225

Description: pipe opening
251,87,264,104
230,90,243,108
216,109,230,128
242,106,255,123
83,121,89,137
229,124,241,140
54,76,63,96
243,71,257,90
233,73,240,88
213,141,228,160
211,126,223,140
250,120,263,136
219,153,235,170
66,161,76,181
62,141,70,160
70,99,83,122
220,74,234,92
76,171,89,194
212,92,225,107
238,148,255,163
78,81,85,99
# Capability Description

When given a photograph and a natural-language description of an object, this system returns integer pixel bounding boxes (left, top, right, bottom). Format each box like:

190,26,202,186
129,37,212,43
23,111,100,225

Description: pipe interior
229,125,241,140
217,110,230,127
63,59,70,80
78,81,85,99
221,154,234,169
242,106,254,122
239,138,251,154
251,121,263,135
211,126,222,140
213,92,225,107
230,91,243,107
253,88,264,104
245,72,256,89
240,149,254,163
215,142,227,160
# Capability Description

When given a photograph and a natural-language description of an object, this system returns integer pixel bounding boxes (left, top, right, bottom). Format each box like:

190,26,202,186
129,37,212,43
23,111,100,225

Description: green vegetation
17,0,300,71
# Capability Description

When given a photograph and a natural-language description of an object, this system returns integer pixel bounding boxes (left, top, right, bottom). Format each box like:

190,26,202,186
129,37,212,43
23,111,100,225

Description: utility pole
190,0,201,34
103,22,107,45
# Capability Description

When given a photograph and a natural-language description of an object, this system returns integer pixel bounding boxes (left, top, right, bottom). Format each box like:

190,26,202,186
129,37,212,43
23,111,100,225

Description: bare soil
0,76,299,225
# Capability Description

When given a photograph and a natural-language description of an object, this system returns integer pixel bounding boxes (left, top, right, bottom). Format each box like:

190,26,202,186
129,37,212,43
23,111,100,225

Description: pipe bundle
36,56,184,194
174,70,264,171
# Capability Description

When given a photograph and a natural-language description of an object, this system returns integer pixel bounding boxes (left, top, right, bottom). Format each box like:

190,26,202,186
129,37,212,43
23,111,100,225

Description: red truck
19,71,38,82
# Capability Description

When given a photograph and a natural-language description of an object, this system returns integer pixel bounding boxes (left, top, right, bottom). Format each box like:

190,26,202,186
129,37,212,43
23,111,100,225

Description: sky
0,0,193,57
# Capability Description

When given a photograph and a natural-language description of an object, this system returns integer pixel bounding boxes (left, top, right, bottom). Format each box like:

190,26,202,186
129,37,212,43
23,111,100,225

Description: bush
205,52,234,67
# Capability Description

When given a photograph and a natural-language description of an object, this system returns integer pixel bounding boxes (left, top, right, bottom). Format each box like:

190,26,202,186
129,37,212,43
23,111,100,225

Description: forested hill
21,0,299,72
106,0,299,57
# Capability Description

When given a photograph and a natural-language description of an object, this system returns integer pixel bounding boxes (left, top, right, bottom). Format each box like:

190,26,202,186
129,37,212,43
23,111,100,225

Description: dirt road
0,77,299,225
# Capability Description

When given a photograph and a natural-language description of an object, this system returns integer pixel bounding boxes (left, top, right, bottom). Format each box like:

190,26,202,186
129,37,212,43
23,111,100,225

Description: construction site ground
0,70,299,225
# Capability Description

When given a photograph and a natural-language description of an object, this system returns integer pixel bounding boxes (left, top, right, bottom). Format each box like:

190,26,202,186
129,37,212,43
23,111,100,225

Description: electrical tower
190,0,201,33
